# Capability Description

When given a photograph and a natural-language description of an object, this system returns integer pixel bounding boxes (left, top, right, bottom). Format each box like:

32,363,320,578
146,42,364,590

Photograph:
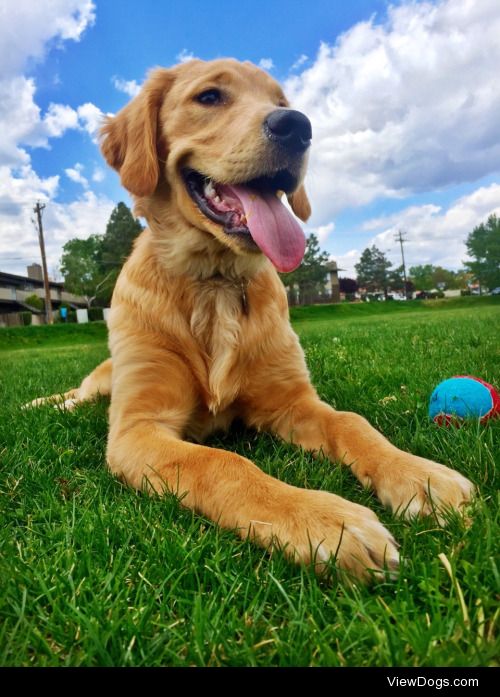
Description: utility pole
33,201,54,324
394,229,410,299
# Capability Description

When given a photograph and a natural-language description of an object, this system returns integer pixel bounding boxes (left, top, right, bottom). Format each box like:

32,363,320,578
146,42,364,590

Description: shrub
20,311,32,326
24,294,44,311
88,307,103,322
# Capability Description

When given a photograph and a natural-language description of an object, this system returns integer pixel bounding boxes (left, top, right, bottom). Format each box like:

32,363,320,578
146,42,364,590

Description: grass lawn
0,298,499,667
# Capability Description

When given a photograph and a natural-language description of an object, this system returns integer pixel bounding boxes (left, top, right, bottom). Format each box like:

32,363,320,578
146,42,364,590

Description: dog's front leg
246,389,474,521
106,353,398,580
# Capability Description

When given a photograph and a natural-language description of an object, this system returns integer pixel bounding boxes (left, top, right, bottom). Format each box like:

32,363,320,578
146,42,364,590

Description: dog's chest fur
190,278,246,414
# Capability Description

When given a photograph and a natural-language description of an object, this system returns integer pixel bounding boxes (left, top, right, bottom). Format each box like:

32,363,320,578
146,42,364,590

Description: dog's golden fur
33,59,473,580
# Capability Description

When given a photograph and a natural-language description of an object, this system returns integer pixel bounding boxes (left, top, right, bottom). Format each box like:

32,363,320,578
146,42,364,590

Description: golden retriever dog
32,59,473,581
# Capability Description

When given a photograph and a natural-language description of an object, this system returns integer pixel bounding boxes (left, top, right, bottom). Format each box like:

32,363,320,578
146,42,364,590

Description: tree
355,246,392,298
339,277,358,295
96,202,144,304
280,233,330,305
100,202,143,272
409,264,434,291
388,264,406,293
464,214,500,291
409,264,467,291
24,294,44,311
60,202,143,307
432,266,455,289
60,235,113,308
454,269,473,289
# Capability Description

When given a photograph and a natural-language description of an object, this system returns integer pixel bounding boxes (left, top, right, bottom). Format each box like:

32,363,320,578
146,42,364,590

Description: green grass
289,294,500,325
1,298,499,666
0,321,108,352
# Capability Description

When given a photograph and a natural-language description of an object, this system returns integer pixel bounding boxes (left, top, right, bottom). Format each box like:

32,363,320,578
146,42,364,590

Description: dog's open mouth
183,168,306,273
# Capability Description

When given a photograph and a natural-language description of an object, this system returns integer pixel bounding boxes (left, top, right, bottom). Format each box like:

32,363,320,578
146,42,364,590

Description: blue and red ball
429,376,500,426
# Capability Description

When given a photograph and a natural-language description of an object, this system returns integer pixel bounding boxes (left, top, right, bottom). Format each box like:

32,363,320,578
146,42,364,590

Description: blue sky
1,0,500,278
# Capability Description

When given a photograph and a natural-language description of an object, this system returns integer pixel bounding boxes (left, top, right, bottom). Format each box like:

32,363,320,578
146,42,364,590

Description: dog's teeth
204,181,216,198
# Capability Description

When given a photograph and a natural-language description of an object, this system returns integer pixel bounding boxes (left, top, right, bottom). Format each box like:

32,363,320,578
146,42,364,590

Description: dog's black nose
263,109,312,153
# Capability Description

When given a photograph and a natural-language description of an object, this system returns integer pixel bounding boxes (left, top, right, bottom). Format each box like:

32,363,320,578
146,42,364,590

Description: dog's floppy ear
288,185,311,222
100,68,174,197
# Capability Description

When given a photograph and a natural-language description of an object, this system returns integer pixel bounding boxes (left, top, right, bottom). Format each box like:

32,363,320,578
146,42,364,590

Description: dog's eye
196,89,224,106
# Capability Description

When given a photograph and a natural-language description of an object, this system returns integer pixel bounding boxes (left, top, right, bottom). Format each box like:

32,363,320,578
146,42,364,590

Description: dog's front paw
254,490,399,582
367,455,474,522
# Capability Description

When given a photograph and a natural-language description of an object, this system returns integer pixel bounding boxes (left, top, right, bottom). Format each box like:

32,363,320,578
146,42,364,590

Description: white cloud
112,76,141,98
291,54,308,71
0,163,59,272
0,77,40,165
176,49,197,63
0,0,102,165
0,0,114,279
0,78,81,162
0,165,114,275
286,0,500,225
65,163,88,189
0,0,95,78
333,249,360,279
0,75,102,167
363,182,500,270
44,103,79,137
307,221,335,245
258,58,275,71
0,163,59,210
45,191,115,257
77,102,104,141
92,167,105,183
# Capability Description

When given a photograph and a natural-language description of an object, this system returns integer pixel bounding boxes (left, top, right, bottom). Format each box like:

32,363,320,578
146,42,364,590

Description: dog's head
101,59,312,272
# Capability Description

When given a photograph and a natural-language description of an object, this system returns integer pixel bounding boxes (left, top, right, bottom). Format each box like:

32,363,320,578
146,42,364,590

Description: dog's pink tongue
223,185,306,272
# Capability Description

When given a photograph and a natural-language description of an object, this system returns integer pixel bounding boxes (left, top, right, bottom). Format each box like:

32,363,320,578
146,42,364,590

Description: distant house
0,263,86,320
324,261,341,303
286,259,341,305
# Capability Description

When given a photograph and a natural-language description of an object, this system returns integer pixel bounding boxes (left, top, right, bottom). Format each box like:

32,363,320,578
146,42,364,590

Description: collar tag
240,281,249,315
